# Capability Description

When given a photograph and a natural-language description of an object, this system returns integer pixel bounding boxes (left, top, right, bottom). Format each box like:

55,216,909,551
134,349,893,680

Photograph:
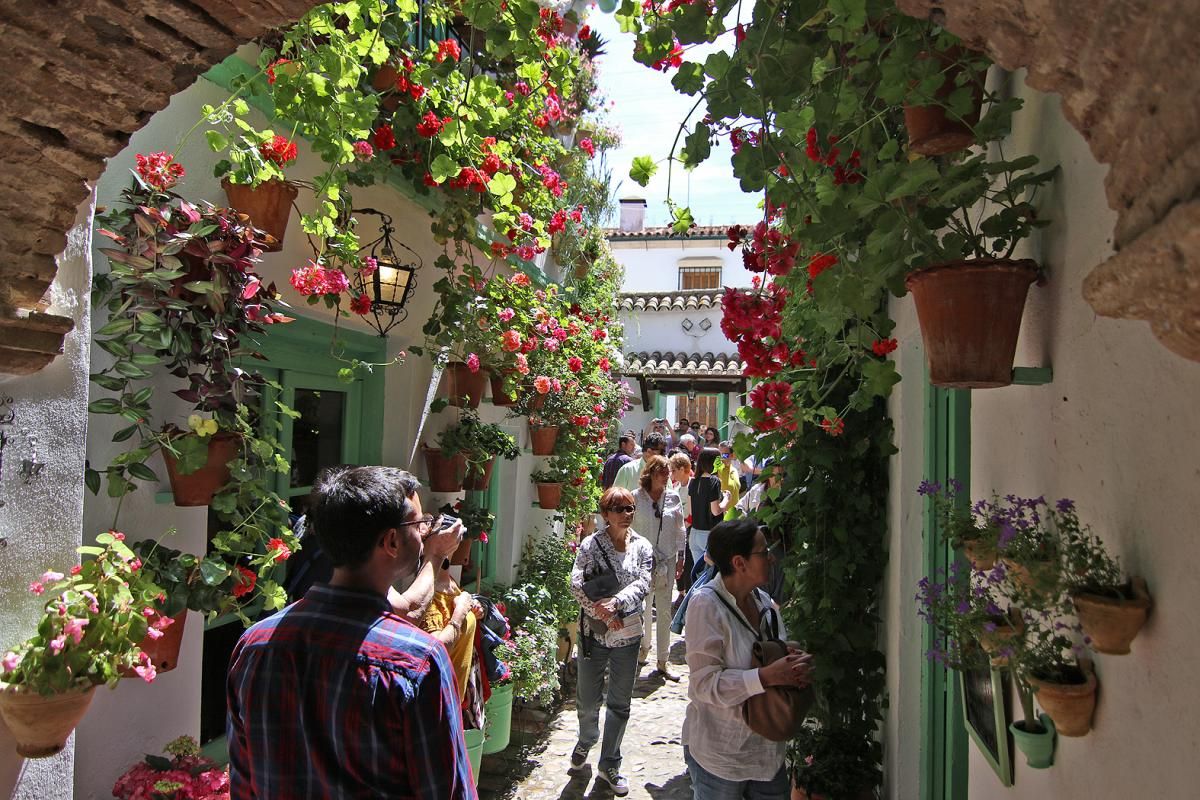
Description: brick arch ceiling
1,1,1197,370
0,0,319,373
897,0,1200,361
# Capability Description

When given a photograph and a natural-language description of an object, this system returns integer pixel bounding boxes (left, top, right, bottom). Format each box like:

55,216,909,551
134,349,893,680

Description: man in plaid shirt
227,466,478,799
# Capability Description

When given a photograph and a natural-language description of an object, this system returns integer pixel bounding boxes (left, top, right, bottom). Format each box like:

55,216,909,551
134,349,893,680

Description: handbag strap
711,588,778,642
591,533,619,576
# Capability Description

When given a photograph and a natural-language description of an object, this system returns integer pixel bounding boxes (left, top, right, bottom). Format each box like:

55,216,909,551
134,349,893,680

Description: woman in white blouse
682,518,813,799
569,487,654,797
632,455,687,680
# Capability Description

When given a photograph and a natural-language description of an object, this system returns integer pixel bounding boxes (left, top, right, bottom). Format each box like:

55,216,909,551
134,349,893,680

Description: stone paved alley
481,632,693,800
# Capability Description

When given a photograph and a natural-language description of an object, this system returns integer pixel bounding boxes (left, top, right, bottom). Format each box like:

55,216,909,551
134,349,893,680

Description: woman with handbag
568,486,654,797
632,455,687,680
683,518,814,800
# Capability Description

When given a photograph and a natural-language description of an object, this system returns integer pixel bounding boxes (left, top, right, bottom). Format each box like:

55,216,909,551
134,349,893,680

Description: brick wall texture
897,0,1200,360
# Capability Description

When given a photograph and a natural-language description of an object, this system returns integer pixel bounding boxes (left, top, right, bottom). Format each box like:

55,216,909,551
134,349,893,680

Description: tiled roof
621,351,746,377
604,225,738,240
617,289,723,313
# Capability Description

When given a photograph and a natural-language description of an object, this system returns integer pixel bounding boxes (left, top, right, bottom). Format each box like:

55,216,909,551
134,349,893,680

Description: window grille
678,265,721,290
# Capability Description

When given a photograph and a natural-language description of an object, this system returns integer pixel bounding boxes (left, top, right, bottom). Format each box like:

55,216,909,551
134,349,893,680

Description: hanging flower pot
1001,555,1059,596
1029,663,1097,737
123,611,188,676
422,447,466,493
464,727,484,786
0,684,96,758
482,681,514,754
1009,713,1056,769
978,610,1024,666
371,63,402,111
524,390,547,412
905,259,1039,388
903,48,984,156
450,535,474,567
490,373,517,407
462,457,496,491
442,362,488,409
961,539,997,571
529,424,560,456
220,179,298,252
535,481,563,509
161,433,240,507
1071,577,1152,655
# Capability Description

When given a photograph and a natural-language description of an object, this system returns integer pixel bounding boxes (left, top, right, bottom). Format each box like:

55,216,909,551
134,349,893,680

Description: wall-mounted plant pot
1009,713,1056,769
905,259,1038,388
442,361,487,408
422,447,466,493
535,481,563,509
371,63,401,111
1000,555,1059,596
125,611,188,675
1030,663,1097,737
221,179,298,252
490,373,517,407
961,539,997,571
1072,576,1152,654
529,424,560,456
978,609,1024,666
482,681,514,754
903,48,983,156
450,535,474,567
162,433,240,507
0,684,96,758
462,457,496,491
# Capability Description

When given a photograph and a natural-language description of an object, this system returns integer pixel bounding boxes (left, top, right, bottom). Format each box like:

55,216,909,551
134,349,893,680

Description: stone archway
0,0,320,373
897,0,1200,361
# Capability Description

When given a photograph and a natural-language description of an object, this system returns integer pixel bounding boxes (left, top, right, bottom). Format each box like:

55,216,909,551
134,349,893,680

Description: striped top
227,583,478,799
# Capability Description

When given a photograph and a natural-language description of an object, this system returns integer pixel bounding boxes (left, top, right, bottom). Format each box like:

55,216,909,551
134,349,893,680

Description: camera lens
439,513,459,530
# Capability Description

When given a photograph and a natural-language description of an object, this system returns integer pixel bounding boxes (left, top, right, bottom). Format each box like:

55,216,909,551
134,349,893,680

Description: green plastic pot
482,682,514,754
464,728,485,784
1009,713,1056,769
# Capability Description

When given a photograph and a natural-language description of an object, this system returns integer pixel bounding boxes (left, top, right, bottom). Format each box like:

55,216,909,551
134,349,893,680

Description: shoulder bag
712,589,814,742
582,534,622,601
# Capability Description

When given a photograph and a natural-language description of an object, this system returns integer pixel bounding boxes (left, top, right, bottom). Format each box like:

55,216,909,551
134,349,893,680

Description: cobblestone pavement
481,629,693,800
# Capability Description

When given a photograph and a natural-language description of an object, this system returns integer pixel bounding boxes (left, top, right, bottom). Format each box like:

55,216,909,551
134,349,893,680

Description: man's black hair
707,517,762,576
643,432,667,454
310,466,420,569
618,433,635,446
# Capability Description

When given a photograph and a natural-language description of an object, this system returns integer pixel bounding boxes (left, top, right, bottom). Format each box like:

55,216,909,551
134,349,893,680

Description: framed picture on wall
960,665,1013,786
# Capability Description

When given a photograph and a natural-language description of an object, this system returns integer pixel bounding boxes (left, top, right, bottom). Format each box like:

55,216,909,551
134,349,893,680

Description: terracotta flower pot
905,259,1038,389
124,611,188,675
462,457,496,491
372,63,402,111
221,179,298,252
423,447,466,492
0,684,96,758
442,362,487,409
490,373,517,407
1072,577,1152,655
450,535,474,567
903,48,984,156
1030,664,1097,737
522,388,547,412
1001,556,1058,595
536,481,563,510
162,433,240,507
962,539,997,571
978,611,1024,666
529,424,560,456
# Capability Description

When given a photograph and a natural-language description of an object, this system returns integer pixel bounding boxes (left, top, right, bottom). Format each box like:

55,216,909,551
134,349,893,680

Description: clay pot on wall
450,536,474,567
962,539,997,571
162,433,240,507
221,179,298,252
529,424,560,456
462,457,496,491
0,684,96,758
372,63,402,111
1072,577,1152,655
1001,555,1059,596
905,259,1039,389
1009,713,1056,769
129,611,188,674
1029,662,1098,737
903,48,984,156
490,373,517,407
535,482,563,510
442,362,488,409
978,609,1024,666
422,447,466,493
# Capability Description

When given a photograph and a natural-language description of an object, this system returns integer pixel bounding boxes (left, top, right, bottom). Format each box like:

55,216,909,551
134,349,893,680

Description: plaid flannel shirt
227,583,478,799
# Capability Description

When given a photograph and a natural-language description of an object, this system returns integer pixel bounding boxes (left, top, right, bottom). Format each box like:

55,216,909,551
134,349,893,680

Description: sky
586,9,763,229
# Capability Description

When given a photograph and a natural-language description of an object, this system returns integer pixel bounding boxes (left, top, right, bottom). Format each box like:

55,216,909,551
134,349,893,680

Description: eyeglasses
605,505,637,514
747,549,774,560
398,515,440,535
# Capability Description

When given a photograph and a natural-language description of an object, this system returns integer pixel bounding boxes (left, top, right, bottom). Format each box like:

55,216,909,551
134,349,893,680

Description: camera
438,513,459,530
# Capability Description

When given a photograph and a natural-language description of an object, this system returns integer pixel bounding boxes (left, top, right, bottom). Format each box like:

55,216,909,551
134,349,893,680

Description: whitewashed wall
885,69,1200,798
615,237,755,293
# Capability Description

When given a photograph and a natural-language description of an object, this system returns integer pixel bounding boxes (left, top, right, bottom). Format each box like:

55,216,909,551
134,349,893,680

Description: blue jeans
689,528,711,569
576,639,640,771
684,746,790,800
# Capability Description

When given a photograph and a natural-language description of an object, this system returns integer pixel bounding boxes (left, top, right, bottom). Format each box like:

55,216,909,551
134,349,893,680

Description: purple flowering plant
1053,499,1126,598
914,560,1011,671
917,479,998,552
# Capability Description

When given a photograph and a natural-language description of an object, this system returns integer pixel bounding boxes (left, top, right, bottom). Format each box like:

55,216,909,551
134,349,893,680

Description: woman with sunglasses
568,486,654,797
632,455,687,680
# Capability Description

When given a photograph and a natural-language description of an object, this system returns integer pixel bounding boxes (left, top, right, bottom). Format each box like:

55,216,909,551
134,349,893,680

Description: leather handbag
581,536,621,601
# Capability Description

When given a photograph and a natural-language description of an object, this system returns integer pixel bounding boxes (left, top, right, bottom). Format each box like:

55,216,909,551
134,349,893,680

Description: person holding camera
419,523,484,705
642,417,675,450
568,487,654,797
228,466,476,798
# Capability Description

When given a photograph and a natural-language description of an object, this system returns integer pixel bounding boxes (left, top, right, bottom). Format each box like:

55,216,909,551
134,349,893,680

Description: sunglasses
606,504,637,514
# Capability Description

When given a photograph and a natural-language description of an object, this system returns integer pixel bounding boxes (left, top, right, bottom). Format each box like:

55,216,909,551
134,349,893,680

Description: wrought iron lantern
351,208,420,337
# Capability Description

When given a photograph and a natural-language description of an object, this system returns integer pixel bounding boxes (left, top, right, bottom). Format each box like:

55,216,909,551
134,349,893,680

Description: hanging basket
221,179,298,252
903,48,984,156
462,457,496,491
0,684,97,758
529,424,560,456
490,373,517,407
442,362,487,409
535,481,563,509
1029,664,1097,737
162,433,241,507
905,259,1038,389
1071,577,1152,655
422,447,466,493
124,611,188,676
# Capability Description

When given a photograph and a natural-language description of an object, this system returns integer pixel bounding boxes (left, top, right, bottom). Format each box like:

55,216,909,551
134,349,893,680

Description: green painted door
920,382,970,800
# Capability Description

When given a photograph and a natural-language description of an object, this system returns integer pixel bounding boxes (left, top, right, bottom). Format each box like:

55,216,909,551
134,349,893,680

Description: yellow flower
187,415,219,438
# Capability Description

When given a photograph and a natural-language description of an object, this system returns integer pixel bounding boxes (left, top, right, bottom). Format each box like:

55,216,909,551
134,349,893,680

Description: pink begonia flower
134,663,157,683
143,606,157,618
498,307,515,322
153,614,175,631
40,570,64,584
48,635,67,655
541,338,559,352
466,353,481,373
2,652,19,672
145,626,164,640
28,581,44,596
534,376,552,394
361,256,379,276
63,618,88,645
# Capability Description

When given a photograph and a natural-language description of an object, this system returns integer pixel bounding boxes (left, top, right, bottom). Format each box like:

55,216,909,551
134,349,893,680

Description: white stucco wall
885,70,1200,798
614,237,756,293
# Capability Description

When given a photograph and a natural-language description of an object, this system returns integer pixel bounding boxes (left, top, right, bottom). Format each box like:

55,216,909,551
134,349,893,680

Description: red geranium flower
871,338,898,357
231,566,257,598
